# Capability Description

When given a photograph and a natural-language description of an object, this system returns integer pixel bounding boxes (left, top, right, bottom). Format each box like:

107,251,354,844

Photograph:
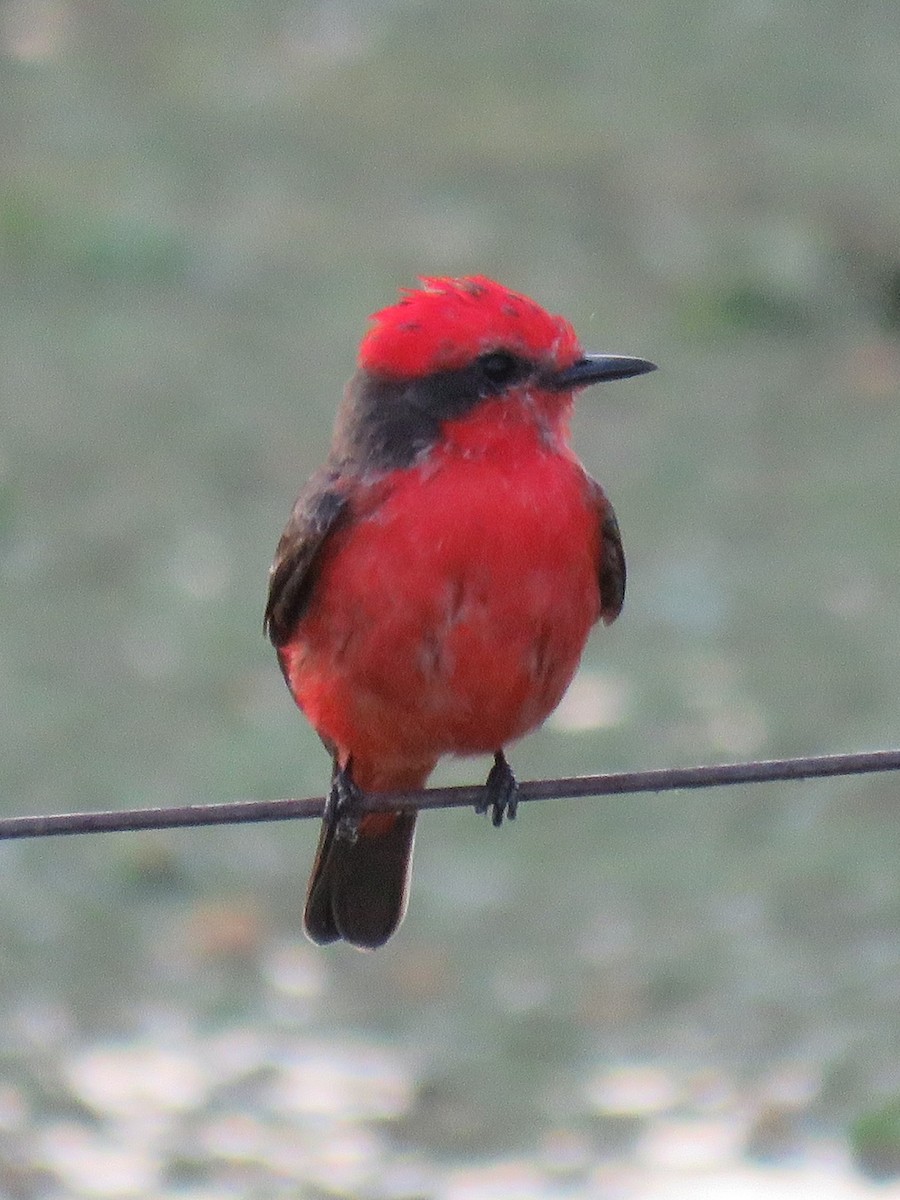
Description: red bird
265,276,655,949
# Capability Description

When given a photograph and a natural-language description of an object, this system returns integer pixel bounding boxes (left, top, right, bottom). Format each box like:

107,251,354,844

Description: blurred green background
2,0,900,1194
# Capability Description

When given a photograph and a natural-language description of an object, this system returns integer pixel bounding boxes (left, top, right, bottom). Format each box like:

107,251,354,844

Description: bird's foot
476,750,519,827
325,760,364,843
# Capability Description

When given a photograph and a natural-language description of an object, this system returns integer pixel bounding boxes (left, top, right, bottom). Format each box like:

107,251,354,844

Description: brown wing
590,481,625,626
264,470,350,648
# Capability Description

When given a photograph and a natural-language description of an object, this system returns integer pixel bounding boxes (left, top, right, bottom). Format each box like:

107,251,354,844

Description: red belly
279,437,601,787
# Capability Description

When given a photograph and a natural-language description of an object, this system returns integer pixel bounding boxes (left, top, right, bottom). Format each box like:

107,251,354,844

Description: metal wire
1,748,899,840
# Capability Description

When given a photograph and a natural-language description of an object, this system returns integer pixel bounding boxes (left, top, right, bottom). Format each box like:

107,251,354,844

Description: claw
325,759,364,843
476,750,519,827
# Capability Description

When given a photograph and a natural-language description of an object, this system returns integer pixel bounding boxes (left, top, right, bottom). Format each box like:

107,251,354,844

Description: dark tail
303,810,417,949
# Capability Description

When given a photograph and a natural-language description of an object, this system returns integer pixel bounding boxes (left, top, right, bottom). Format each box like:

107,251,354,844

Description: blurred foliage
851,1098,900,1181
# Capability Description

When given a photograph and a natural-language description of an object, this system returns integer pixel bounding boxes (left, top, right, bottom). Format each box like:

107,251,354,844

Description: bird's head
334,276,655,471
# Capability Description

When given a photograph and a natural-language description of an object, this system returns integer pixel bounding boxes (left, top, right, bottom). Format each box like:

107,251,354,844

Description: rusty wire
1,748,899,840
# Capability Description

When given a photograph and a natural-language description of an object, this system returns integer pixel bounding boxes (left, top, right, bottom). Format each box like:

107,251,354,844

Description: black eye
478,351,521,390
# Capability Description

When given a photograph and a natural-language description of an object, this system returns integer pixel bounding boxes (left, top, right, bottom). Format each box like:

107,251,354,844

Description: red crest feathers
358,276,582,378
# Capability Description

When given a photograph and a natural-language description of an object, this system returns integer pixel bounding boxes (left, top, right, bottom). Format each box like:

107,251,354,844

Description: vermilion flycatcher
265,277,655,949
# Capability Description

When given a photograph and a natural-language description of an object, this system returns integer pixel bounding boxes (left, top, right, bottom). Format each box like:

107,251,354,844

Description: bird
264,276,655,949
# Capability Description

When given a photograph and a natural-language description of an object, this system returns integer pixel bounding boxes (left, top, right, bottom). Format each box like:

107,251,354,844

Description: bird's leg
325,758,364,843
476,750,519,827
